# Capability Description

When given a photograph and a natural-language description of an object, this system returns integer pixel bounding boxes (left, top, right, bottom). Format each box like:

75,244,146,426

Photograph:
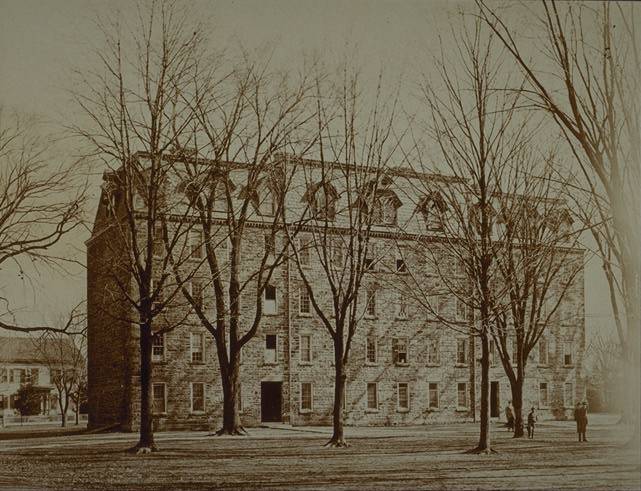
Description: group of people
503,401,589,441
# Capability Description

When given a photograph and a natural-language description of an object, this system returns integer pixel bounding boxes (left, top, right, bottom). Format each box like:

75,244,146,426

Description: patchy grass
0,420,638,490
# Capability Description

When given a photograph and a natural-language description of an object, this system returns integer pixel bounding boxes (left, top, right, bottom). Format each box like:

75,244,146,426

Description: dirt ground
0,417,638,490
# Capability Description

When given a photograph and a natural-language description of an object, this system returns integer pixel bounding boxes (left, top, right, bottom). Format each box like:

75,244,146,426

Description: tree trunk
466,332,495,454
511,379,525,438
130,320,157,454
216,352,245,436
75,402,80,426
58,392,66,428
325,349,348,448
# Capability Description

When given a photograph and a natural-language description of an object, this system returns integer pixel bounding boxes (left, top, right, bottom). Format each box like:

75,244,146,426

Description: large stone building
87,153,585,431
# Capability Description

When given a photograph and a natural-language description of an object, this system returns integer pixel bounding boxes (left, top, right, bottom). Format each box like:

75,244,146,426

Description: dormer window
367,188,401,227
305,182,338,221
419,192,447,231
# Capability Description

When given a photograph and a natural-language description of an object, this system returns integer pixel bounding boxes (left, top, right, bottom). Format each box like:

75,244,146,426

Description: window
299,286,311,315
420,194,447,231
264,284,277,315
152,334,164,361
392,337,408,365
366,337,377,364
396,292,408,319
372,196,398,226
331,238,344,268
563,341,573,366
190,229,203,259
429,294,440,315
539,382,549,407
259,188,275,216
298,235,311,267
190,279,204,309
213,183,227,212
312,185,336,220
190,333,204,363
455,298,467,322
428,382,439,409
364,244,376,271
365,288,376,318
397,382,410,411
300,382,313,412
427,338,440,365
0,368,6,383
300,335,312,363
367,383,378,410
564,382,574,407
454,259,465,278
396,258,407,273
264,234,275,258
457,382,468,408
152,383,166,413
153,224,164,258
538,336,549,365
265,334,278,363
456,338,468,365
512,337,519,364
489,339,496,367
191,382,205,412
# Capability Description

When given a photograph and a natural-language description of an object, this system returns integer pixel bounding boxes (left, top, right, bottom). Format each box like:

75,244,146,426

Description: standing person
579,402,588,442
527,407,537,439
573,402,582,442
505,402,514,431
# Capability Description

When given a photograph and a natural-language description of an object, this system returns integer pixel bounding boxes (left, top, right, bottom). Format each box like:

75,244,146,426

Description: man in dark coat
573,403,582,441
578,402,588,442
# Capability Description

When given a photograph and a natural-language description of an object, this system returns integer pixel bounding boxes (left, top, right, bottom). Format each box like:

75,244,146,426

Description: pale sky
0,0,615,339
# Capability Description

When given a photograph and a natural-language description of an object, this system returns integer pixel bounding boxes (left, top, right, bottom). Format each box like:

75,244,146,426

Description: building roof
0,336,79,365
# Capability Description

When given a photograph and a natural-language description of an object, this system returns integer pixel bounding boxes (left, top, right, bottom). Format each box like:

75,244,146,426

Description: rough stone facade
87,156,586,431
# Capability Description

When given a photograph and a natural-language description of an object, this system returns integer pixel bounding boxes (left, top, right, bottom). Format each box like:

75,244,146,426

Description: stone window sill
262,362,279,366
426,363,441,368
299,408,313,414
190,410,206,415
397,408,410,413
190,361,206,366
456,407,469,412
365,408,379,413
365,362,379,367
455,363,468,368
395,362,410,367
298,312,312,318
299,361,313,366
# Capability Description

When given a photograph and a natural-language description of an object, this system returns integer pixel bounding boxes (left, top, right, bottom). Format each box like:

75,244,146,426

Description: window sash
367,383,378,410
539,382,549,406
152,383,166,413
191,383,205,412
428,339,440,365
300,335,312,363
300,383,313,411
428,383,439,409
457,383,467,408
392,338,408,364
152,334,164,360
456,339,467,364
366,337,377,364
564,382,574,407
366,290,376,317
190,333,204,363
299,287,311,314
397,383,409,410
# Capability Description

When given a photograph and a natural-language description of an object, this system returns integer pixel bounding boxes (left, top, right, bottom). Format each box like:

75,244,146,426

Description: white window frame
427,337,440,366
190,333,205,364
366,382,378,412
299,334,312,364
264,284,277,315
298,235,311,267
190,229,203,260
428,382,439,410
538,336,549,366
153,223,164,258
457,382,468,409
366,337,378,365
455,298,467,322
396,292,408,320
299,382,313,413
397,382,410,412
539,381,549,408
365,288,376,318
563,341,573,366
152,333,165,362
392,337,409,365
564,382,574,408
152,382,167,414
456,338,468,366
299,285,311,315
264,334,278,364
189,279,204,309
190,382,206,413
489,339,496,367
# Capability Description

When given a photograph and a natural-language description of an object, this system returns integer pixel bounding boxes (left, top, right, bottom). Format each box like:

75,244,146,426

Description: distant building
0,337,71,416
87,154,586,431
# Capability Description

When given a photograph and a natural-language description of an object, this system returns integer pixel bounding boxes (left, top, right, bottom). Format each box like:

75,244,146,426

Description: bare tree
585,334,622,413
32,328,86,428
74,0,205,453
0,108,85,333
479,0,641,435
490,161,583,437
283,67,402,447
405,17,534,453
167,54,316,435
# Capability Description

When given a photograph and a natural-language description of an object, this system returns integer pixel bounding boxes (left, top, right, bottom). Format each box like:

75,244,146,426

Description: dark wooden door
261,382,282,422
490,381,500,417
